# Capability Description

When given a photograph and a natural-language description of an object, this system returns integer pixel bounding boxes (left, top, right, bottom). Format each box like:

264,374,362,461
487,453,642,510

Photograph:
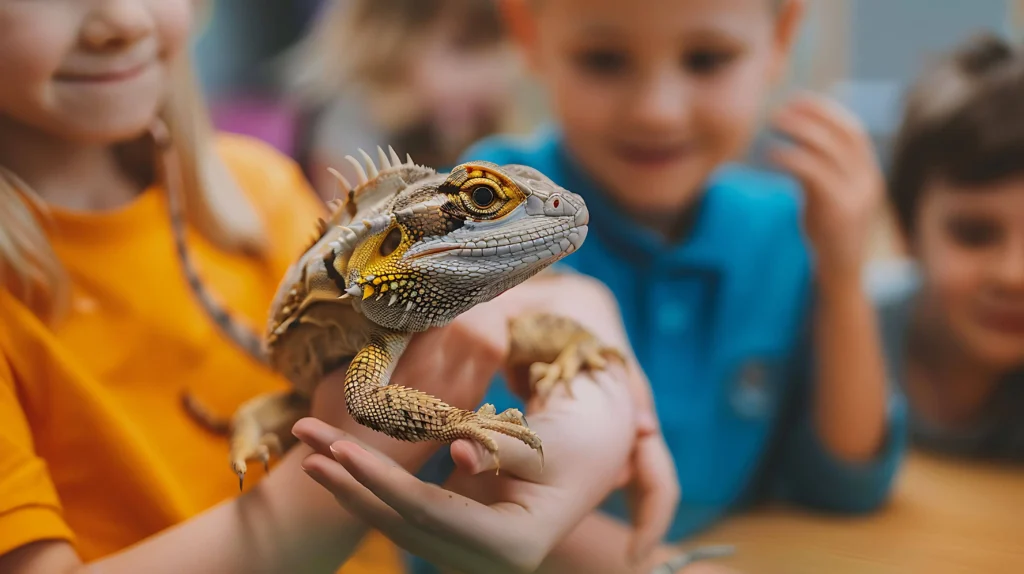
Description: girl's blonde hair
0,49,267,323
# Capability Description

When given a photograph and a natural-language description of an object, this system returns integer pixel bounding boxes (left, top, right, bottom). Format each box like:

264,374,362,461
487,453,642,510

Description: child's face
0,0,192,143
914,179,1024,368
518,0,800,214
408,10,514,154
409,10,512,134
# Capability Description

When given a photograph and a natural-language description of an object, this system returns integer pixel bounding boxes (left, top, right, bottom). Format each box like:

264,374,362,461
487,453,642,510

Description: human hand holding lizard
297,353,636,574
295,272,680,573
491,271,681,562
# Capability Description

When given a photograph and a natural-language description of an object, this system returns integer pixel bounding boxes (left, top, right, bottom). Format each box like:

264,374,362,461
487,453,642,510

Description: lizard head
263,148,588,372
346,158,588,331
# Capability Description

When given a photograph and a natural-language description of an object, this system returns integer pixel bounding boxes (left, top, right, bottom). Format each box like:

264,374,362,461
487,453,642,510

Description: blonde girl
0,1,507,572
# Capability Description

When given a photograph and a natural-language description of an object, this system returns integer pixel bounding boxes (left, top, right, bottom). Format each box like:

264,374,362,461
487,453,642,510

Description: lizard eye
458,181,505,218
379,227,403,256
470,185,495,208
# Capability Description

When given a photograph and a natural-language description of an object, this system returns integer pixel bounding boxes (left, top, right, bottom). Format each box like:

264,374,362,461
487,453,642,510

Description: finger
292,417,354,458
449,432,546,482
626,435,681,564
785,93,870,155
771,110,846,173
624,356,658,422
301,453,490,572
767,145,833,203
330,440,520,544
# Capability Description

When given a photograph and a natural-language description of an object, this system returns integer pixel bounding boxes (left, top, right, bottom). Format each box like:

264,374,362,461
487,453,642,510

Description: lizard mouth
407,222,588,261
406,245,461,260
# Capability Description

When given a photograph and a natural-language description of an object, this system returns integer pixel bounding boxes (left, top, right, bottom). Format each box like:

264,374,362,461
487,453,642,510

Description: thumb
449,433,546,482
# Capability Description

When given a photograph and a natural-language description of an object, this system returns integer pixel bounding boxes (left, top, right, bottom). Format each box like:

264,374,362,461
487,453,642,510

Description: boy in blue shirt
416,0,909,570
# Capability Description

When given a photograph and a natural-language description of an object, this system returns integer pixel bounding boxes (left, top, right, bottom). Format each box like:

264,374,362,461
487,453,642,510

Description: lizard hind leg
508,312,626,404
227,390,311,490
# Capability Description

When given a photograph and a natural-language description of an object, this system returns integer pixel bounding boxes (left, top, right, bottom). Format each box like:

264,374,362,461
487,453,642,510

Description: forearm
812,276,888,461
7,445,369,574
103,444,368,573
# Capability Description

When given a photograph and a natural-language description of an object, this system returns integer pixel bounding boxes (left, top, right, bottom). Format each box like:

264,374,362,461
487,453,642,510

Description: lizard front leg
507,312,626,403
345,329,542,471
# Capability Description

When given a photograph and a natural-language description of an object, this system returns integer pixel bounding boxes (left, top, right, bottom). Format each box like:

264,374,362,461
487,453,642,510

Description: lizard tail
181,391,232,435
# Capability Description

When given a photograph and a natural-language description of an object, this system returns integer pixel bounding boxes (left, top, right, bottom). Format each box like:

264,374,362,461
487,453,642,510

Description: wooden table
683,451,1024,574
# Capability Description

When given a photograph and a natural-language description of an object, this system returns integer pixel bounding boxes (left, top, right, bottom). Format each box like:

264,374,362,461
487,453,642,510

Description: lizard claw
222,391,308,490
449,405,543,476
529,339,625,404
230,434,284,491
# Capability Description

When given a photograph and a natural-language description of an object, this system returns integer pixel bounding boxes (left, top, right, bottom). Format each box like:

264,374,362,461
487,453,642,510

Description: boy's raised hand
767,92,893,464
769,92,884,287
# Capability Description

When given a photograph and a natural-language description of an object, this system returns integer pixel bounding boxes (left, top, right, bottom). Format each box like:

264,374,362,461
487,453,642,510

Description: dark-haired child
874,32,1024,462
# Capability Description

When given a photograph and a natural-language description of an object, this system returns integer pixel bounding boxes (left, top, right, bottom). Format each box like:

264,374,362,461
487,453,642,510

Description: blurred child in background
286,0,522,202
406,0,910,571
874,32,1024,462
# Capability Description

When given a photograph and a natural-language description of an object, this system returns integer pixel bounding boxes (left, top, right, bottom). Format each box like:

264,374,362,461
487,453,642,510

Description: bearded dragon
175,145,623,487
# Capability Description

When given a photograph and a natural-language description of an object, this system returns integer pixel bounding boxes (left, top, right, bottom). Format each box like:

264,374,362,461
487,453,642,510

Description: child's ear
768,0,807,85
499,0,542,72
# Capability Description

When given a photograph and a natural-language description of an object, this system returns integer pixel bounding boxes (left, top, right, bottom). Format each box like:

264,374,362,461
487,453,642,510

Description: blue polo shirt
408,126,907,572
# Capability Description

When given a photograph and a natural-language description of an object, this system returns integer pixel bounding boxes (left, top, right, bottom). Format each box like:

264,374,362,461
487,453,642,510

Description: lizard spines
302,145,422,253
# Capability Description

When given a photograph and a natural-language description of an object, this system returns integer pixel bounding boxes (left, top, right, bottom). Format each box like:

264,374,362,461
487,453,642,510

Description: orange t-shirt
0,134,402,572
